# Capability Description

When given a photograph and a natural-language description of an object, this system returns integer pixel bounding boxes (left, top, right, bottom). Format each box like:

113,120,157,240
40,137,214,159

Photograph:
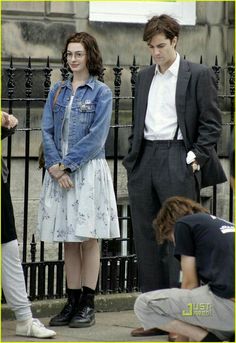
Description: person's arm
168,255,199,342
42,82,63,169
127,72,140,154
190,68,222,167
181,255,199,289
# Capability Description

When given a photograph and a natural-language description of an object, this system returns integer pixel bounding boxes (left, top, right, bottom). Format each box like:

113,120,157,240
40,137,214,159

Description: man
123,14,226,335
1,111,56,339
134,196,234,342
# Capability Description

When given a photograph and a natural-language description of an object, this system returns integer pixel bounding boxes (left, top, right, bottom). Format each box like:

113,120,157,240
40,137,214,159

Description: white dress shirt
144,52,196,164
144,52,182,140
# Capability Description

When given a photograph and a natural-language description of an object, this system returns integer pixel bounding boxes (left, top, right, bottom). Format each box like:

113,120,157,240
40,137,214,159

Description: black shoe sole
49,321,70,327
69,318,95,328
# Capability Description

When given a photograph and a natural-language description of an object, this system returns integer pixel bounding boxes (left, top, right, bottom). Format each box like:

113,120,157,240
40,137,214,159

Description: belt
144,139,184,146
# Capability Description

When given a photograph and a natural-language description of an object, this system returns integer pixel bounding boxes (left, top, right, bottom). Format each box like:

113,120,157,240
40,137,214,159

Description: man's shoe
201,332,222,341
16,318,56,338
69,305,95,328
131,327,168,337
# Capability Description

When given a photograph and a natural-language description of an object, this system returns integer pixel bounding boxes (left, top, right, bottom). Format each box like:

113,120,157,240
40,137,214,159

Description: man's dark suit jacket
123,58,227,188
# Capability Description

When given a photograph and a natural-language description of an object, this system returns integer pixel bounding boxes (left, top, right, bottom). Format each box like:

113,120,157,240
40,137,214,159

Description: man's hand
1,111,18,129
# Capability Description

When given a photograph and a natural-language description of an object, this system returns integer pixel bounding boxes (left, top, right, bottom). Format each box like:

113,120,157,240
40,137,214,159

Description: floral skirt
38,159,120,242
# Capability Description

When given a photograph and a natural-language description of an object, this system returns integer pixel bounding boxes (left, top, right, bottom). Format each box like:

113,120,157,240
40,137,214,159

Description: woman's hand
58,173,74,189
48,165,74,188
48,164,65,180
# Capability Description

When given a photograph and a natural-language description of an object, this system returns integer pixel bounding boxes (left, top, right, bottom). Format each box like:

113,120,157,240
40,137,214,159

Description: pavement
1,294,169,342
2,311,169,342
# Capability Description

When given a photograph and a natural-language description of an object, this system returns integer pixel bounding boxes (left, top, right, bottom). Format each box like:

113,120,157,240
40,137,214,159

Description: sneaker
16,318,56,338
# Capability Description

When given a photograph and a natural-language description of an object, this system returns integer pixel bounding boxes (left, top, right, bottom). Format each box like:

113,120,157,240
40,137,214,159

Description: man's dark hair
143,14,180,43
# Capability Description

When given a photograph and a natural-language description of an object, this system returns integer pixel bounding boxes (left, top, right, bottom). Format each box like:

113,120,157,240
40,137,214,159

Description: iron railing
1,55,234,300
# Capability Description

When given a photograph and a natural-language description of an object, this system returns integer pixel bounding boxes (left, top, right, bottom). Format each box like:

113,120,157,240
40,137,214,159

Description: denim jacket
42,77,112,172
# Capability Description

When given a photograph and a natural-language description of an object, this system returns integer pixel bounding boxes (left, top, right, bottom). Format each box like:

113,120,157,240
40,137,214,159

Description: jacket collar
155,52,180,77
61,76,95,90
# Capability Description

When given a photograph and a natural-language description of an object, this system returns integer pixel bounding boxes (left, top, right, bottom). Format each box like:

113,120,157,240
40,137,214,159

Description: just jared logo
182,303,212,317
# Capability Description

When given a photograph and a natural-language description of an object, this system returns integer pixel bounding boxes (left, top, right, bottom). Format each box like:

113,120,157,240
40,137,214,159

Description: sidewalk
2,311,168,342
1,294,169,342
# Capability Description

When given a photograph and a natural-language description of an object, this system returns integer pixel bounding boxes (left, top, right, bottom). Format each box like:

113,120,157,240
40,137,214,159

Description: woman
1,111,56,338
38,32,120,328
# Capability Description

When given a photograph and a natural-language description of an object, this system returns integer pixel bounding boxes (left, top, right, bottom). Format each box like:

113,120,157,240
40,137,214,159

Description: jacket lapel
137,65,156,136
142,65,156,109
176,58,191,147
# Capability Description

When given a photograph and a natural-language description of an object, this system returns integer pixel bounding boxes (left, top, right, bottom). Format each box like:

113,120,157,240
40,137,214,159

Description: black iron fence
1,55,235,300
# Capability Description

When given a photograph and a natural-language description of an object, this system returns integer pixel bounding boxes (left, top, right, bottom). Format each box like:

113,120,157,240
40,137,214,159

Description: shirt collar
155,52,180,77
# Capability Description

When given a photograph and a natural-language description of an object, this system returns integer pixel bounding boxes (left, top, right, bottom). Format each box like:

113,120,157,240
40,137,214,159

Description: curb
2,292,140,321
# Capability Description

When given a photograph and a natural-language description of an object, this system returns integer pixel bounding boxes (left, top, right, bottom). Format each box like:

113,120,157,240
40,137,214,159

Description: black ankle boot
69,292,95,328
201,332,222,342
49,289,81,326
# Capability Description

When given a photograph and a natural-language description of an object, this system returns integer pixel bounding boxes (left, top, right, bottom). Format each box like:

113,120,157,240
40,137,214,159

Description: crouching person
134,196,234,342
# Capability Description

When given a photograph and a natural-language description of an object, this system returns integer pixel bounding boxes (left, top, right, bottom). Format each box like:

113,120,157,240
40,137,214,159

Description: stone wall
2,2,234,88
2,2,235,63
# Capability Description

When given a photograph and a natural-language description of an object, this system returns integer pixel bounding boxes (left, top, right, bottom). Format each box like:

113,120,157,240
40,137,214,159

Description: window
89,2,196,25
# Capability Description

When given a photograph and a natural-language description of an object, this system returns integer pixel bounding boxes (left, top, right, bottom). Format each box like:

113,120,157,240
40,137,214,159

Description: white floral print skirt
38,159,120,242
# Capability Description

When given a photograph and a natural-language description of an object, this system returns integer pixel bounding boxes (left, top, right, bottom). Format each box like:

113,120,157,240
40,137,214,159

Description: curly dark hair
143,14,180,43
62,32,103,76
153,196,209,244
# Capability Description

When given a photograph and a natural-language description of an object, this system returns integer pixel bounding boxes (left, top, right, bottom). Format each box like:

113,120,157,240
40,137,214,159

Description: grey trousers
2,239,32,321
134,285,234,340
128,140,199,292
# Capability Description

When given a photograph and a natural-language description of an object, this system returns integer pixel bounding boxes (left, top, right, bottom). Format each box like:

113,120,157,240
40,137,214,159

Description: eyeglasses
66,52,87,60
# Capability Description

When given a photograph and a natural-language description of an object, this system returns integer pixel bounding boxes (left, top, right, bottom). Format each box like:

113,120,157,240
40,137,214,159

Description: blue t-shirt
174,213,234,298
